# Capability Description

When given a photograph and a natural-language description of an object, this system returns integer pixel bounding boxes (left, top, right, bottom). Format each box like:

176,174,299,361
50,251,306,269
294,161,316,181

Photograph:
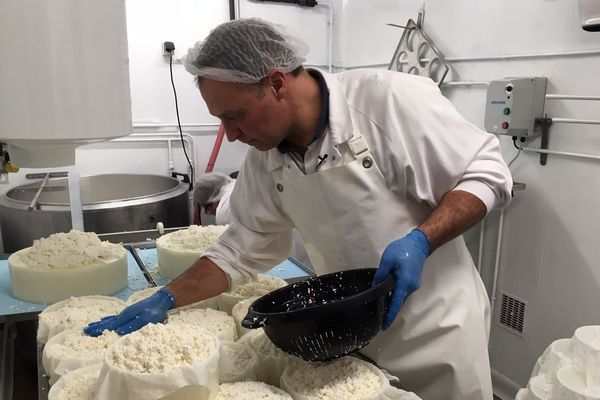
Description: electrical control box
484,77,547,138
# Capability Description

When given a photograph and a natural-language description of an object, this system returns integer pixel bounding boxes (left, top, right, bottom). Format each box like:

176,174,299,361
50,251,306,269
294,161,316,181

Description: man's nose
223,122,242,142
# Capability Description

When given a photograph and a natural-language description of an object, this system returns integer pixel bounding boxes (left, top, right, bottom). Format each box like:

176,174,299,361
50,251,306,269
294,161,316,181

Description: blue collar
277,69,330,154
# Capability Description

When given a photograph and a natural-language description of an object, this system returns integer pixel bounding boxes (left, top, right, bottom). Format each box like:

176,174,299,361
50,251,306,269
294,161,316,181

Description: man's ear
268,70,286,98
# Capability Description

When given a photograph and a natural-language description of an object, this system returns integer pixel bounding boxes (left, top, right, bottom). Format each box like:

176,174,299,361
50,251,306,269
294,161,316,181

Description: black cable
169,54,194,190
512,136,521,150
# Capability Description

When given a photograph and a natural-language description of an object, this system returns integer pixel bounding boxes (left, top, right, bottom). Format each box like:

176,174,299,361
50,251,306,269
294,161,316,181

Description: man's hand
84,288,176,336
373,229,430,330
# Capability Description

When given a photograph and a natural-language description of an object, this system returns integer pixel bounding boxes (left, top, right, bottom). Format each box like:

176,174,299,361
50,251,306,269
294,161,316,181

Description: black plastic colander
241,268,395,361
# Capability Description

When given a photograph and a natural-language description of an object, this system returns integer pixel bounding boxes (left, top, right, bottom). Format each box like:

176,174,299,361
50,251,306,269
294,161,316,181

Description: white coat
203,69,512,400
215,180,312,267
214,180,234,225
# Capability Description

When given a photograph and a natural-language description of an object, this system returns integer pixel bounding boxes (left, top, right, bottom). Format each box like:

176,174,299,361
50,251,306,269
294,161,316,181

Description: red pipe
205,124,226,173
194,124,226,224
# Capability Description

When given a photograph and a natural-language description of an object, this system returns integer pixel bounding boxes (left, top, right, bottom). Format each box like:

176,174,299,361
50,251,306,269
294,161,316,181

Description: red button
501,122,509,129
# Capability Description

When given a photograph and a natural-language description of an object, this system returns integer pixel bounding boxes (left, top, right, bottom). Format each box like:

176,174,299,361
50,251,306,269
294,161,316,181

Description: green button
503,107,510,115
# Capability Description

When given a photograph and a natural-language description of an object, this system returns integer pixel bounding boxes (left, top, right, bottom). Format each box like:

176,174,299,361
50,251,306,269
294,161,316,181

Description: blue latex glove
84,288,176,337
373,228,431,330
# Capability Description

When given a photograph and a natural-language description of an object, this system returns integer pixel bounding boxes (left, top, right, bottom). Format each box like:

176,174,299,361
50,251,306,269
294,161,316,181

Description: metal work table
0,241,312,400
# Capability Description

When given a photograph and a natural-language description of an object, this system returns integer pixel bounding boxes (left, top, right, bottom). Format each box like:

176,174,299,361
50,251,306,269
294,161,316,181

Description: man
86,18,512,399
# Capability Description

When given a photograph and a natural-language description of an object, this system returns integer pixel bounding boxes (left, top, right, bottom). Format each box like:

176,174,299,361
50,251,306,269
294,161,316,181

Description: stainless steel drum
0,174,190,253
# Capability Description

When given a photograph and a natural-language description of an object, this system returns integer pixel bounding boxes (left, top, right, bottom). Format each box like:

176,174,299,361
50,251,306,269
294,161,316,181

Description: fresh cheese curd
281,357,385,400
157,225,228,279
37,296,126,343
218,275,287,315
9,230,127,303
44,330,120,363
48,364,101,400
96,323,221,399
14,230,124,268
106,323,218,373
215,381,293,400
168,307,237,342
43,329,120,384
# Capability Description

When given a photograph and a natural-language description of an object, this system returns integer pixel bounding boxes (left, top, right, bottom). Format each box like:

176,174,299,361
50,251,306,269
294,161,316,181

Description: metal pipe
490,209,505,314
68,170,85,231
229,0,235,20
545,94,600,101
131,133,196,175
318,2,334,73
28,172,51,211
115,133,196,163
167,140,174,173
441,81,490,88
551,118,600,125
112,137,195,171
477,219,486,274
128,245,158,287
97,226,187,238
442,83,600,103
112,134,196,187
443,48,600,63
521,146,600,161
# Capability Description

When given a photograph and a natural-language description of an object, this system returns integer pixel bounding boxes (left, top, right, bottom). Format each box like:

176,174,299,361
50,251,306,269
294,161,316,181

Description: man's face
199,78,291,151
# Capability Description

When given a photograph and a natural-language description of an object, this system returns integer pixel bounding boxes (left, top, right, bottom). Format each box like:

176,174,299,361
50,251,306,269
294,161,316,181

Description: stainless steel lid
4,174,188,207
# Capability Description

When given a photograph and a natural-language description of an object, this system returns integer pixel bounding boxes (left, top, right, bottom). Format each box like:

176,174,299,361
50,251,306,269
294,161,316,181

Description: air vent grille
498,293,526,336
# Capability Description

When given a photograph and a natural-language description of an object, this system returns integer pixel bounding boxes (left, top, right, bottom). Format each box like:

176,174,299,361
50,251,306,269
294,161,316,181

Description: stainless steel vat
0,174,190,253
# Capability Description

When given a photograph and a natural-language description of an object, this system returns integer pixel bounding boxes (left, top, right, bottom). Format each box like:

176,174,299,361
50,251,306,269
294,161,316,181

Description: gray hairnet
194,173,235,205
182,18,309,83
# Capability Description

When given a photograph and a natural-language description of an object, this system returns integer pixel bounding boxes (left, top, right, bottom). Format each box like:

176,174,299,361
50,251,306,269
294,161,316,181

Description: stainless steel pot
0,174,190,253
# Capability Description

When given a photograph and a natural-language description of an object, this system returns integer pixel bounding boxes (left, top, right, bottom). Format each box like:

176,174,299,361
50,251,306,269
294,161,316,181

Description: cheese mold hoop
232,297,259,337
218,341,259,383
37,295,126,344
8,230,127,304
572,326,600,387
47,364,102,400
42,329,120,385
95,323,220,400
218,274,287,315
157,225,228,280
237,328,300,387
168,307,237,342
552,365,600,400
281,357,421,400
215,381,293,400
127,286,218,310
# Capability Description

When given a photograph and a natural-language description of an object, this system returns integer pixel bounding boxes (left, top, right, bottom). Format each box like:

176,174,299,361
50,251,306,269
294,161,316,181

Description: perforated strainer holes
417,42,431,68
405,28,417,52
428,58,444,83
395,51,408,72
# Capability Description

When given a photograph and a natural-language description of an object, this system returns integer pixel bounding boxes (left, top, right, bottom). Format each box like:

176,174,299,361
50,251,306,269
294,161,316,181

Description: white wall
339,0,600,397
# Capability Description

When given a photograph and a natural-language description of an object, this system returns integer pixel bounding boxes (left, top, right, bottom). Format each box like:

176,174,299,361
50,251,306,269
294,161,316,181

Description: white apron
271,126,494,400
